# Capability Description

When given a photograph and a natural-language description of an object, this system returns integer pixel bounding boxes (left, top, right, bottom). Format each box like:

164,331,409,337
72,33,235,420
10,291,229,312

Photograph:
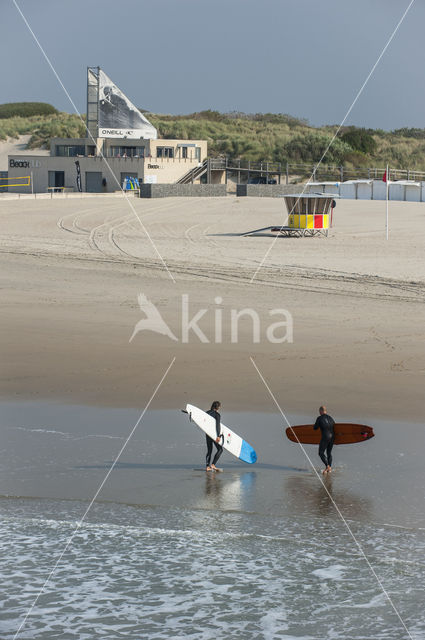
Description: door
48,171,65,190
85,171,103,192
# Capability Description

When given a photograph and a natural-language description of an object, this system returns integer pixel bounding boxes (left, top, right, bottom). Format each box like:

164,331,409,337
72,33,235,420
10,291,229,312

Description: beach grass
1,102,425,170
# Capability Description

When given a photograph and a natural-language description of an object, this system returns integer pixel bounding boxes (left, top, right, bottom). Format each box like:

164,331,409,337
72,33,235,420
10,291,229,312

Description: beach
1,195,424,421
2,194,425,639
1,400,425,639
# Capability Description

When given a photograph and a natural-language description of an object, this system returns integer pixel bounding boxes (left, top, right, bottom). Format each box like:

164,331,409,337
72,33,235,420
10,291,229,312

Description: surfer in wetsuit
314,406,335,474
205,401,223,472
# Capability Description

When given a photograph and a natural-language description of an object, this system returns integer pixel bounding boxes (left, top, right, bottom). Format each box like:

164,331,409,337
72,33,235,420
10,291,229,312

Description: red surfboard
285,423,374,445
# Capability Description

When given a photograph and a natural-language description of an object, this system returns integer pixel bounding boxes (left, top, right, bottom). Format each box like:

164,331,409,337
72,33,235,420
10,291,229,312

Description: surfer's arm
215,412,221,439
313,418,320,430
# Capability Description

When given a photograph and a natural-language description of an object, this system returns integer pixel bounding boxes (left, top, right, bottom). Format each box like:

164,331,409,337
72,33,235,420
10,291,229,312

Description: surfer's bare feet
206,466,212,472
211,465,219,471
322,468,328,474
327,466,332,473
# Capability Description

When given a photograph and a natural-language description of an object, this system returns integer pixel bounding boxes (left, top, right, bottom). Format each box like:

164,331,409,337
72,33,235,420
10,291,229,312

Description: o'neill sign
98,128,146,139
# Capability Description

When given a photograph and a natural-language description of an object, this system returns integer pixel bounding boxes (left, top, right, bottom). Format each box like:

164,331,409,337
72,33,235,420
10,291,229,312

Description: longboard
285,423,374,445
184,404,257,464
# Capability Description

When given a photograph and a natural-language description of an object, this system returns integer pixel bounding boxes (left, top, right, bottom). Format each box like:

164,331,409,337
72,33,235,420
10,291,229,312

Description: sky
1,0,424,130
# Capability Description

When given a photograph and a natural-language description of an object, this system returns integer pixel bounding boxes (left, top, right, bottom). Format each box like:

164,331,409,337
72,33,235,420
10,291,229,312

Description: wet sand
2,400,425,529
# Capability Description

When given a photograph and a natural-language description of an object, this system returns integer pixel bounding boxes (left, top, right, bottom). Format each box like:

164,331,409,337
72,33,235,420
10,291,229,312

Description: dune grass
0,112,85,148
1,103,425,171
148,112,425,170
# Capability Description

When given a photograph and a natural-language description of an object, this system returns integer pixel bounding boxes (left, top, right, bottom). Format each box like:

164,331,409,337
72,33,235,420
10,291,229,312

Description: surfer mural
87,67,157,140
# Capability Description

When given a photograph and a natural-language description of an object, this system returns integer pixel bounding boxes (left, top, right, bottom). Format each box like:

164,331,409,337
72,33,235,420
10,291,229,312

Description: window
55,145,85,157
177,144,201,160
109,146,145,158
156,146,174,159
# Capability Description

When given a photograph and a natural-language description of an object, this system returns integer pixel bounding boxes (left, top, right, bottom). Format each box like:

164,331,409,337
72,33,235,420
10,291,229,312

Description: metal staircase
176,159,209,184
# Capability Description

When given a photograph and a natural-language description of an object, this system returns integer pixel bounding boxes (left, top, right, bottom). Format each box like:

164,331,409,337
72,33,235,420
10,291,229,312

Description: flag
75,160,82,192
384,164,389,241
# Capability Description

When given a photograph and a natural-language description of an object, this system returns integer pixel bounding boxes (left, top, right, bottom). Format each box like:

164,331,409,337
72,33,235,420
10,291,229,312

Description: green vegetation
1,102,425,170
340,127,377,155
0,102,58,119
148,113,425,170
392,127,425,139
0,110,86,148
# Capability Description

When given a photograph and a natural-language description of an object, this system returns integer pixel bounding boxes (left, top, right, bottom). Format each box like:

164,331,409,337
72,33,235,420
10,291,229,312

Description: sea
1,402,424,640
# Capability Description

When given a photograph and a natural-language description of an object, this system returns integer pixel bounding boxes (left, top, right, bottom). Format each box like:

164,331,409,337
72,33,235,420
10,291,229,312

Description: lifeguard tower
277,193,337,237
242,193,338,238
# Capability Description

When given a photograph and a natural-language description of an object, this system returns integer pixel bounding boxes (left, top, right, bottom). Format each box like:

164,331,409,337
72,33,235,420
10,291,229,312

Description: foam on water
13,426,124,440
1,499,425,640
2,405,425,639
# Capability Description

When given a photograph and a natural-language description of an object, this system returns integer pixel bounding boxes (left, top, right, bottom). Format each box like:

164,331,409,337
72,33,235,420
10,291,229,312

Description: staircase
176,159,208,184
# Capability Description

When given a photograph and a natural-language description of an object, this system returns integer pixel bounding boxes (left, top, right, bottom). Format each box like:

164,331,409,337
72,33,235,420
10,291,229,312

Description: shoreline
2,396,424,429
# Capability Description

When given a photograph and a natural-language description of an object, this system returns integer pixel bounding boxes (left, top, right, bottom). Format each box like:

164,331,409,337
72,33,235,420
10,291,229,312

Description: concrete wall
7,148,208,193
143,157,204,185
7,155,146,193
236,184,307,197
140,184,227,198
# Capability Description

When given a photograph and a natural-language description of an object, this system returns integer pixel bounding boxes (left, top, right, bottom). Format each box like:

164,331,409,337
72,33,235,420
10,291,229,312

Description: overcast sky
1,0,423,130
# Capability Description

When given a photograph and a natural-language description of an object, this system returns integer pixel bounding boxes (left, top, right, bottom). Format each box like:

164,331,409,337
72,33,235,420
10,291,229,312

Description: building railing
210,158,425,184
62,153,203,163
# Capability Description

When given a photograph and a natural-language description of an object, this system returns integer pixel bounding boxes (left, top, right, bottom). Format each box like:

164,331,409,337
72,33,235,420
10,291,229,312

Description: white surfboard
185,404,257,464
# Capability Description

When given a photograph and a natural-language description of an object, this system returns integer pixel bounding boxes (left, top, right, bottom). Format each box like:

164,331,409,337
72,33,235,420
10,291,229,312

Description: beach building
6,68,209,194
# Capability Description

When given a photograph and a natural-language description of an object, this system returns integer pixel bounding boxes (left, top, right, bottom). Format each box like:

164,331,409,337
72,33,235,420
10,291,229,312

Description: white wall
389,183,405,201
339,183,356,199
357,183,372,199
372,181,387,200
405,185,421,202
313,180,424,202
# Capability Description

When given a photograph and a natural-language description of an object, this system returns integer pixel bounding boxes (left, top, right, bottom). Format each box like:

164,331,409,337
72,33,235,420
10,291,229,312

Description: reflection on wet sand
284,473,372,521
201,471,257,512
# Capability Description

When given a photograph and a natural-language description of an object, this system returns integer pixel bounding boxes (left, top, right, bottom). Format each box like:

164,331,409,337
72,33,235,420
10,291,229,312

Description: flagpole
386,164,389,240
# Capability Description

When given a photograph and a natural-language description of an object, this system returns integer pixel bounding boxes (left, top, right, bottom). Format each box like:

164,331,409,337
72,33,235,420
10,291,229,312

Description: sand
0,194,424,422
0,136,50,171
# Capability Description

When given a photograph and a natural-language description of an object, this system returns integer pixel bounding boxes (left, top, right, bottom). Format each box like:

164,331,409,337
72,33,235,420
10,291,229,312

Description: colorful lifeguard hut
242,193,338,238
276,193,337,237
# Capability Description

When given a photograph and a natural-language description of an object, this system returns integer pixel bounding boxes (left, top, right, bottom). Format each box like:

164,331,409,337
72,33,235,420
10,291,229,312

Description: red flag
382,169,387,182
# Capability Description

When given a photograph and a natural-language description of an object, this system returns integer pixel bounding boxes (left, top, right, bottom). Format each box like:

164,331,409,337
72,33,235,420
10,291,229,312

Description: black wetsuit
314,414,335,468
205,409,223,467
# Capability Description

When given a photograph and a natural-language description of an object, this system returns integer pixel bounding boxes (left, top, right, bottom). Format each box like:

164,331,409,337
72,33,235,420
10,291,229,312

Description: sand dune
0,135,50,171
